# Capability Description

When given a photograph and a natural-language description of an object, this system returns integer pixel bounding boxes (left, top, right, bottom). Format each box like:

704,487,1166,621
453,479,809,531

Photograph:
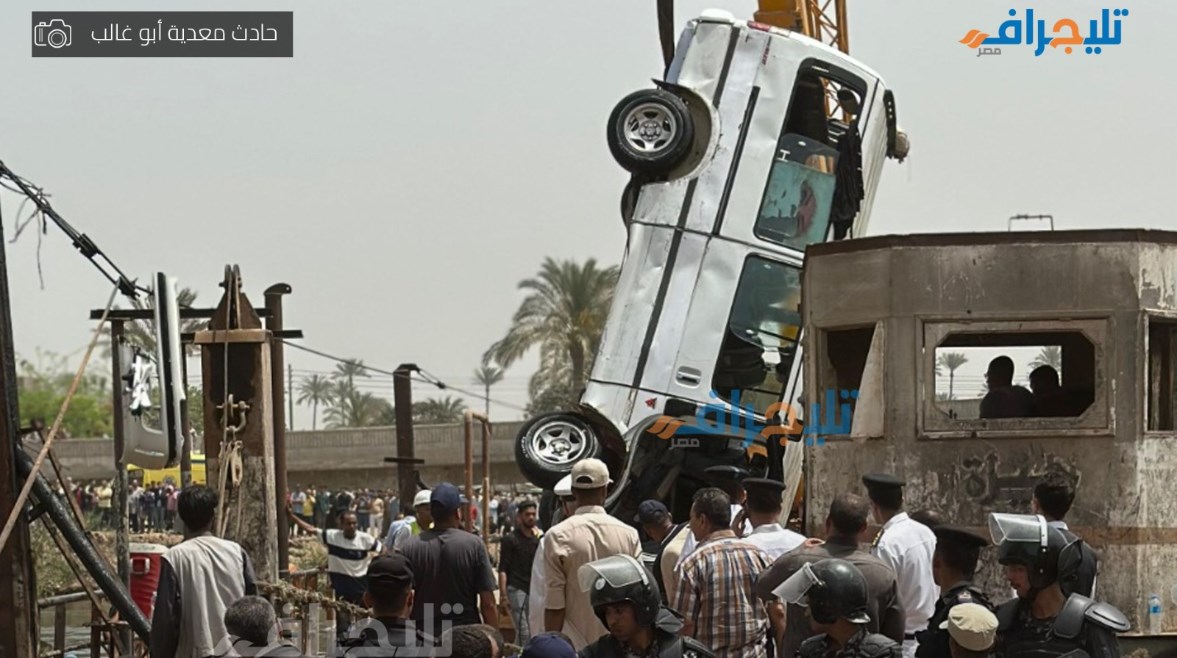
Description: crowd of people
58,478,180,532
146,462,1128,658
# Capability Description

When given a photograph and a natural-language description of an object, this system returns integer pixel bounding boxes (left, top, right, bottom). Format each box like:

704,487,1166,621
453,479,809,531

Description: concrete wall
49,421,530,488
801,231,1177,632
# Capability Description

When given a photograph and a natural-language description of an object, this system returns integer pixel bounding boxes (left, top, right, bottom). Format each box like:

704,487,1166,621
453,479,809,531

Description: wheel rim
622,102,678,154
528,420,592,468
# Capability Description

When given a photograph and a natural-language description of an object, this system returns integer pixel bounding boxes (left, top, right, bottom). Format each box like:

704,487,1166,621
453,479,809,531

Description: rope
0,284,119,554
256,579,371,617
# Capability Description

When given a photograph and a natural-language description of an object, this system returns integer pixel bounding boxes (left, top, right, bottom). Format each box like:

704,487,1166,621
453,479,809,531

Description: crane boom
755,0,849,54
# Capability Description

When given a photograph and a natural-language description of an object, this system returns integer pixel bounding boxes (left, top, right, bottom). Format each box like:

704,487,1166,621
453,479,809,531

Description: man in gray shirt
150,485,257,658
756,493,905,658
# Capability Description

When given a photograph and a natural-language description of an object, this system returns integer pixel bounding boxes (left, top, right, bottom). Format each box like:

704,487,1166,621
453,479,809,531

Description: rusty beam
464,411,492,538
108,320,133,653
393,365,419,514
265,283,292,578
88,307,274,321
199,266,279,582
0,204,37,658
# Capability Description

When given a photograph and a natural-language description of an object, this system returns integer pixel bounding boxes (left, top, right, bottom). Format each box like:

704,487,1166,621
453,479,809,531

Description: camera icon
33,19,72,49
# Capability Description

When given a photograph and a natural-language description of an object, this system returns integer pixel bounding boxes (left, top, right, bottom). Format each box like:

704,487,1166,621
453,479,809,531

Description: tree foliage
936,352,968,400
1030,346,1062,373
484,258,618,417
16,349,112,438
412,396,467,425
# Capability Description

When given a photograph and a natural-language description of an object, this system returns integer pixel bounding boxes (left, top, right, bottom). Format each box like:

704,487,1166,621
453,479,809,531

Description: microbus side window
753,59,868,252
711,256,802,413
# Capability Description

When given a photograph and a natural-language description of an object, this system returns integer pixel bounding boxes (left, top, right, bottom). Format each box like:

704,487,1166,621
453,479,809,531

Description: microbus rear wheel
515,412,603,490
607,89,694,175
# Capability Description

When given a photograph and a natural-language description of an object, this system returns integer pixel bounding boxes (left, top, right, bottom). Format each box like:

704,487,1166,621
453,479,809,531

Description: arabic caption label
32,11,292,57
962,7,1126,57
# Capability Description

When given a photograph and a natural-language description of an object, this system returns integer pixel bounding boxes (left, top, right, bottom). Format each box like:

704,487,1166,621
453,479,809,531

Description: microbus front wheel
515,412,603,490
607,89,694,175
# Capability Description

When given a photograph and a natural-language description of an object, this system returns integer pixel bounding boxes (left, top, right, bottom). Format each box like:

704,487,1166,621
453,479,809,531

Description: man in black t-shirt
398,482,498,638
499,499,542,644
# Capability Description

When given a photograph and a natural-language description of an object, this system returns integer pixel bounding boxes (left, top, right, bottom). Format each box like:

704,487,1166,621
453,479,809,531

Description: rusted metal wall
801,231,1177,633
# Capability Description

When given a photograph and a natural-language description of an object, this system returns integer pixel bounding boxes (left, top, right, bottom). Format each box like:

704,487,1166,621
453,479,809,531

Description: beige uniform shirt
540,505,641,649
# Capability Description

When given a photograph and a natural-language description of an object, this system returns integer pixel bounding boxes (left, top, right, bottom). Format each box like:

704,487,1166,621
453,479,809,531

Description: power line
278,340,528,412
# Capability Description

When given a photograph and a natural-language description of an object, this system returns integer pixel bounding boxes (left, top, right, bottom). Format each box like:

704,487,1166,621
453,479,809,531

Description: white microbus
515,11,907,521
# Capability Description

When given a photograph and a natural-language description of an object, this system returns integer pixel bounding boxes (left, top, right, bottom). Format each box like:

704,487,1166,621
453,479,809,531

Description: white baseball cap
554,474,574,497
571,458,612,489
413,490,432,508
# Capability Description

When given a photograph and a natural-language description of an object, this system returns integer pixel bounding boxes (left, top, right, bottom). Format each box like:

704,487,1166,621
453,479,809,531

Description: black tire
515,412,602,490
607,89,694,175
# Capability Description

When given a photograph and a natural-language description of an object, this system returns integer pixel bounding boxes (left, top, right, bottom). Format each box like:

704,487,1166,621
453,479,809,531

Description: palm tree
324,389,384,428
334,359,368,388
472,366,504,417
1030,346,1062,373
413,396,467,425
936,352,969,400
483,258,619,412
297,374,332,430
100,287,206,358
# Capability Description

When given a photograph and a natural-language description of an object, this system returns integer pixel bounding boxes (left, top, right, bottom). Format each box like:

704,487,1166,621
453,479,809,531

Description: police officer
914,526,993,658
734,477,807,561
774,558,902,658
989,513,1128,658
862,474,937,658
577,554,715,658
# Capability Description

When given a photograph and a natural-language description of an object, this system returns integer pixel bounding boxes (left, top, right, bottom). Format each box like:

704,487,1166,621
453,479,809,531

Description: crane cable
657,0,674,71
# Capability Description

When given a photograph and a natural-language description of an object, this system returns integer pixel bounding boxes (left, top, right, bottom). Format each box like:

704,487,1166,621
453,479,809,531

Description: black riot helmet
578,554,662,628
989,513,1082,595
773,558,870,625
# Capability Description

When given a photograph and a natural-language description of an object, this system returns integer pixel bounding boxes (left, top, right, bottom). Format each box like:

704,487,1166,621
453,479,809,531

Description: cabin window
932,332,1094,420
711,256,802,414
812,323,884,438
1147,317,1176,432
753,61,866,251
922,320,1109,436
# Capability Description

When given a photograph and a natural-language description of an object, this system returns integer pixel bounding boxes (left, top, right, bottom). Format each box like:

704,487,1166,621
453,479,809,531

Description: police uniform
995,595,1126,658
579,609,716,658
989,512,1129,658
862,474,937,658
914,527,993,658
1051,522,1099,598
798,627,902,658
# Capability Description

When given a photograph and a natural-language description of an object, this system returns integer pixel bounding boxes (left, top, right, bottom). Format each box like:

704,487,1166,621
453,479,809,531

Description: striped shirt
672,532,771,658
320,528,382,599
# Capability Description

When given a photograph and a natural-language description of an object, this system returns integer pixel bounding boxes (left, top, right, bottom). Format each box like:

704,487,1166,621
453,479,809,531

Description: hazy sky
3,0,1173,428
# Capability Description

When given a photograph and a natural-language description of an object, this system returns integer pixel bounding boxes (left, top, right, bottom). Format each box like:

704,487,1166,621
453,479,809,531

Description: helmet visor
988,513,1048,547
772,561,820,605
577,554,648,594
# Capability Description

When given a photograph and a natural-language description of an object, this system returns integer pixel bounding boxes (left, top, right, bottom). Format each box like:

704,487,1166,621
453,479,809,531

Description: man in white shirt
528,475,575,634
288,504,382,640
862,473,937,658
734,477,806,561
